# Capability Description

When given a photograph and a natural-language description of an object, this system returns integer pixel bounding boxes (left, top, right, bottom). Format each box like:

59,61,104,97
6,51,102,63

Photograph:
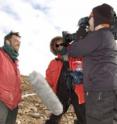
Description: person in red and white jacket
0,31,21,124
45,36,86,124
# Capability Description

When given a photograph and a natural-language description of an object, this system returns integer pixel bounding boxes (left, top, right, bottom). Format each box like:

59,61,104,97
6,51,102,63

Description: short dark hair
4,31,21,42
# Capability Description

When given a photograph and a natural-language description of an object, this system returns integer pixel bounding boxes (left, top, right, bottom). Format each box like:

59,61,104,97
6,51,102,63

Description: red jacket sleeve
46,59,63,92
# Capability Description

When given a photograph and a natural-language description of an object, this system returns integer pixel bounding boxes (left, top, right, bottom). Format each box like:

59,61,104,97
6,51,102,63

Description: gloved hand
62,31,74,44
76,27,88,40
69,71,83,84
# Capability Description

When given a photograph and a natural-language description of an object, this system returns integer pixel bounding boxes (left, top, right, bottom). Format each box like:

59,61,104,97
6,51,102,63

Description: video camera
62,11,117,45
62,16,89,44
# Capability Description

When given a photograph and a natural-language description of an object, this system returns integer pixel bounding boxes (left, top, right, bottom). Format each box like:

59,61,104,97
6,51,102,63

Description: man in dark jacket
67,3,117,124
0,31,21,124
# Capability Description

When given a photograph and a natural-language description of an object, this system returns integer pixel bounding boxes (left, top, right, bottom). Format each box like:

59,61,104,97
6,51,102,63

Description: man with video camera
66,3,117,124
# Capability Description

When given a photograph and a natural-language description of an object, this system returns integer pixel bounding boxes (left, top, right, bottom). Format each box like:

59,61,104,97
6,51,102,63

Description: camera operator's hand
62,31,73,44
76,27,88,40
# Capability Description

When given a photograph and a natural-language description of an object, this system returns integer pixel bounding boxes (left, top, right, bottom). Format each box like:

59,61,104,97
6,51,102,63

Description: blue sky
0,0,117,76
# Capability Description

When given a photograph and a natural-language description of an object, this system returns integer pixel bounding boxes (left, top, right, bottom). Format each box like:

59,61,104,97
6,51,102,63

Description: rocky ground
16,76,76,124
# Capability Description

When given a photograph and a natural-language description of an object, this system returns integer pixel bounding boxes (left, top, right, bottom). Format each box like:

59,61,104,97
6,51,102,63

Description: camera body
62,17,89,44
62,32,77,44
62,12,117,45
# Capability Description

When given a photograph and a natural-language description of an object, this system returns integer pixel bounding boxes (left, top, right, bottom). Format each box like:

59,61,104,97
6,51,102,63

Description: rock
29,112,40,118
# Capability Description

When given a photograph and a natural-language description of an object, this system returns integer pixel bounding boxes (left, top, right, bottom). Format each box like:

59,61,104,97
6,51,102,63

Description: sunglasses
56,43,63,47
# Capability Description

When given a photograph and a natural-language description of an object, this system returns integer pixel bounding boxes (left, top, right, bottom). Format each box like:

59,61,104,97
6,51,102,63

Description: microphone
28,71,63,115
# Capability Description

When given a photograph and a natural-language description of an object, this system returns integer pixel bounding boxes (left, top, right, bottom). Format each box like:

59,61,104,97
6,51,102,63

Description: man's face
88,14,95,31
9,35,21,52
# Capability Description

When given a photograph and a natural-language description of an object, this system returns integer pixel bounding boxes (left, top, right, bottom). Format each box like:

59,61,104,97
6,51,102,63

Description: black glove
76,27,88,40
62,31,72,44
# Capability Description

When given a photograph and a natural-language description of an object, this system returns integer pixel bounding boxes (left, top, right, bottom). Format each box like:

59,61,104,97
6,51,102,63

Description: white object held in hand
28,71,63,115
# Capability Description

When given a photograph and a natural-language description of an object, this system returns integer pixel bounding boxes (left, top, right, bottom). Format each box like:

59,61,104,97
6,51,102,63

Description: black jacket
67,28,117,91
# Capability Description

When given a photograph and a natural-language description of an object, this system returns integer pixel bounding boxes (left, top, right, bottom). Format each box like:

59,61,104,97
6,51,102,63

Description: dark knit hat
92,3,113,27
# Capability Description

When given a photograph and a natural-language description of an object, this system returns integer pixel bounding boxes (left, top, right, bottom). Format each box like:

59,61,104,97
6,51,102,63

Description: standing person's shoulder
0,47,3,52
94,28,111,35
0,47,4,55
0,48,2,58
84,30,101,41
0,48,4,64
98,28,114,40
